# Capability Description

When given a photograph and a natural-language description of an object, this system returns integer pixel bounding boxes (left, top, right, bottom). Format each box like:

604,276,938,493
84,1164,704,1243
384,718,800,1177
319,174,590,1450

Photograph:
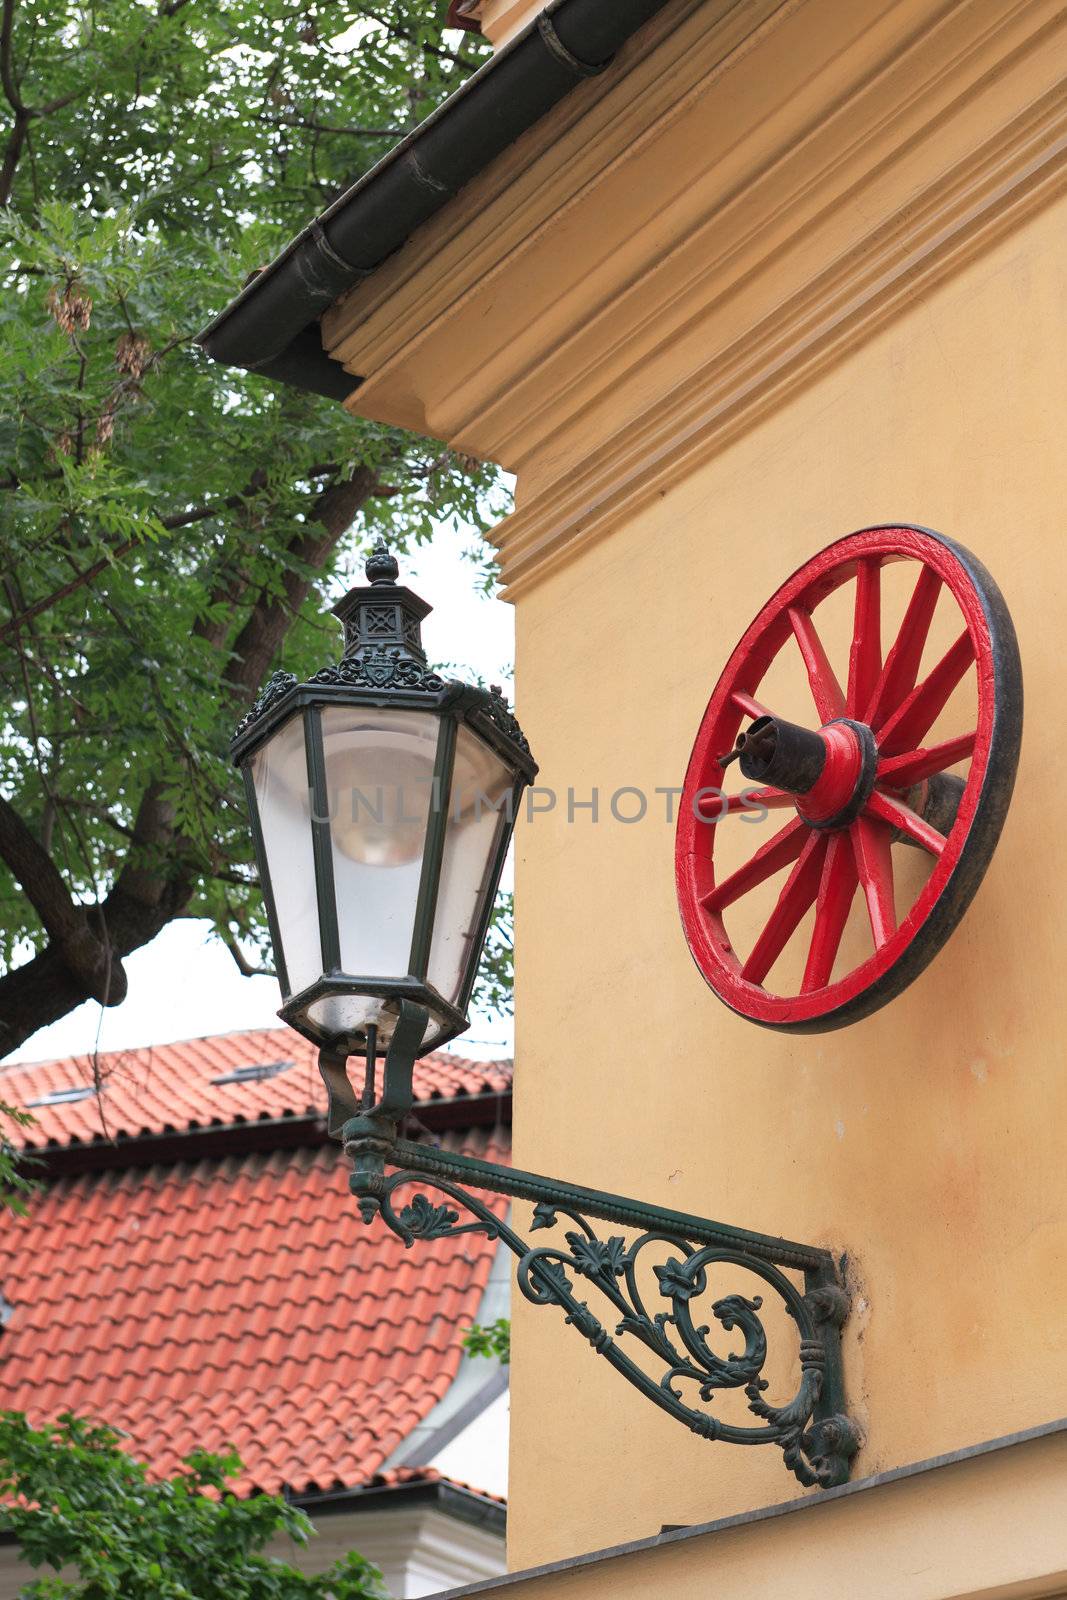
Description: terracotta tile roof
0,1127,509,1496
0,1028,511,1150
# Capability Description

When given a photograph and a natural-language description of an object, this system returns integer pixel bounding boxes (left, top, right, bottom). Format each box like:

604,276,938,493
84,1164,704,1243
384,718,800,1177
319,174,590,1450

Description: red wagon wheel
676,525,1022,1031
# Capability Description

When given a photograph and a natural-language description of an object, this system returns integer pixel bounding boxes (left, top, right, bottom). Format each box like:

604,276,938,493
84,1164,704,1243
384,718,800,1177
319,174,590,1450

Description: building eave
292,1473,507,1539
24,1088,512,1178
194,0,674,398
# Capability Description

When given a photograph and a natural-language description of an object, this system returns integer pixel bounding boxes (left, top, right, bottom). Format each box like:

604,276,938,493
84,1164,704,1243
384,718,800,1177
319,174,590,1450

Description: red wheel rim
676,525,1022,1032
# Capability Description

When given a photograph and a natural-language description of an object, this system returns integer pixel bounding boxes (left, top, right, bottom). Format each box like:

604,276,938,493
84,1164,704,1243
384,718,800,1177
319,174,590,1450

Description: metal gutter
195,0,675,398
292,1474,507,1537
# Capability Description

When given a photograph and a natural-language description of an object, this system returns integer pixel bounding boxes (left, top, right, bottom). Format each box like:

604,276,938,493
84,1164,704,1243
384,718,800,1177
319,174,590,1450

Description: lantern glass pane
250,715,321,997
428,724,513,1007
320,704,439,978
304,993,440,1046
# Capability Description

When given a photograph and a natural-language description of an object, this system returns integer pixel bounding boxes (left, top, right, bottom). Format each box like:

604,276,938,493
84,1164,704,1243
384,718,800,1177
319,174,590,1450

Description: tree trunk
0,468,382,1059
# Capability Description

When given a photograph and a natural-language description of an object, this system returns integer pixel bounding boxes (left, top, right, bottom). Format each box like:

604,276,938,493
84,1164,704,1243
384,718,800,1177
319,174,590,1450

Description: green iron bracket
321,1001,860,1491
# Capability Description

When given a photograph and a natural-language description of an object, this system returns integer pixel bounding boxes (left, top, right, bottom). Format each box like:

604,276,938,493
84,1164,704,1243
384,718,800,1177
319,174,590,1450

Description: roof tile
0,1027,511,1149
0,1112,510,1495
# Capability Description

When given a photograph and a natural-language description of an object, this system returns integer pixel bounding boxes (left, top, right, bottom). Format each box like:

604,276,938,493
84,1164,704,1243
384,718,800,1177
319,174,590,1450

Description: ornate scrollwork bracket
328,1020,860,1492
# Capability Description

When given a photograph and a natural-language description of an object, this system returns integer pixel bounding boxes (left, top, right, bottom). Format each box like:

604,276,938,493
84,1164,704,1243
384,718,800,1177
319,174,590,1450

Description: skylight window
210,1060,295,1086
25,1085,97,1107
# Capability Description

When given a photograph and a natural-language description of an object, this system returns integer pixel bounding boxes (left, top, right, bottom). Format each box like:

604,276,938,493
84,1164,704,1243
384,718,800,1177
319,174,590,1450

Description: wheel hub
729,714,878,830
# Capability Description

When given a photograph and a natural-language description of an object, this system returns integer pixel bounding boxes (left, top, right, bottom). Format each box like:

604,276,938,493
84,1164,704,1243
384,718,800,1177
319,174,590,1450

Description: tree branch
0,793,122,1005
0,0,89,202
0,465,389,1057
259,113,404,137
220,465,382,700
223,934,273,979
0,0,25,115
36,83,88,117
0,535,143,643
0,107,28,205
355,7,480,70
0,465,340,645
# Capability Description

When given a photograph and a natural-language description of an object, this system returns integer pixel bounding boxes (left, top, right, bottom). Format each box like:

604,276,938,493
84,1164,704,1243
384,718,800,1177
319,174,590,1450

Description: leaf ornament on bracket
396,1193,460,1241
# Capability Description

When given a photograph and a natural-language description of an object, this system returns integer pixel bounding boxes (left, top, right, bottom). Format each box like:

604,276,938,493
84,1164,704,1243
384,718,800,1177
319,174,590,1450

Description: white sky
10,519,517,1066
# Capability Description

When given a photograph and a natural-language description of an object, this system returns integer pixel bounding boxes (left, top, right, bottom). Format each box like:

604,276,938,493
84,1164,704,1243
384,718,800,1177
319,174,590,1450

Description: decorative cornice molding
325,0,1067,598
324,0,772,388
496,78,1067,595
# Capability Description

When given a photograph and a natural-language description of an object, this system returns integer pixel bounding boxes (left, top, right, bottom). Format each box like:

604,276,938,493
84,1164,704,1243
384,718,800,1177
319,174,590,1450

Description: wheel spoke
876,731,976,787
847,558,882,716
851,816,896,948
865,790,947,855
697,786,794,819
801,833,858,992
701,817,808,912
863,564,942,728
875,629,975,755
741,833,827,984
788,606,845,723
731,689,772,720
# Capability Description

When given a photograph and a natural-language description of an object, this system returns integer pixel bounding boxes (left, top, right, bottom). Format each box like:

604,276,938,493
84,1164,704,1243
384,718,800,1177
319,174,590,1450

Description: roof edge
292,1474,506,1537
23,1089,512,1175
195,0,674,397
0,1473,507,1547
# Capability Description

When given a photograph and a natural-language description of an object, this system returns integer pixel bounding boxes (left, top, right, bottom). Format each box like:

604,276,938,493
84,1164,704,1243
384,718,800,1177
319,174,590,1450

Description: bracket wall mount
323,1001,860,1491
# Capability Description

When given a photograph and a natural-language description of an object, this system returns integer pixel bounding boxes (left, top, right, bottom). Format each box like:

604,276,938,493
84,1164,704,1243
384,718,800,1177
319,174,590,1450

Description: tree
462,1315,510,1365
0,0,507,1057
0,1412,388,1598
472,889,512,1022
0,1096,35,1207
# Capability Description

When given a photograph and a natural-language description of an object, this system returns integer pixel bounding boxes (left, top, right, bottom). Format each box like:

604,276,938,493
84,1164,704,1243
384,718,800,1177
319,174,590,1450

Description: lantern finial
365,536,399,585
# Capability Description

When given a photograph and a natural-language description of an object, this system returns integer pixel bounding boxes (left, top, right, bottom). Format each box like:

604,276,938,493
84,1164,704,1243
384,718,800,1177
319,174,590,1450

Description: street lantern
233,535,859,1494
231,539,537,1056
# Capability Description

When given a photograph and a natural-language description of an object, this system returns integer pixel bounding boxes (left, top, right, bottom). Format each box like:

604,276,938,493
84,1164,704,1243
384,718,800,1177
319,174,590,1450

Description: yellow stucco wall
505,185,1067,1570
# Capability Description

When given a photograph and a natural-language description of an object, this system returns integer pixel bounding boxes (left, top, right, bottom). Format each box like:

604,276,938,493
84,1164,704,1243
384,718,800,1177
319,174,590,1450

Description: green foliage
0,1099,36,1212
476,890,513,1021
0,0,514,1038
0,1412,387,1598
462,1316,510,1366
